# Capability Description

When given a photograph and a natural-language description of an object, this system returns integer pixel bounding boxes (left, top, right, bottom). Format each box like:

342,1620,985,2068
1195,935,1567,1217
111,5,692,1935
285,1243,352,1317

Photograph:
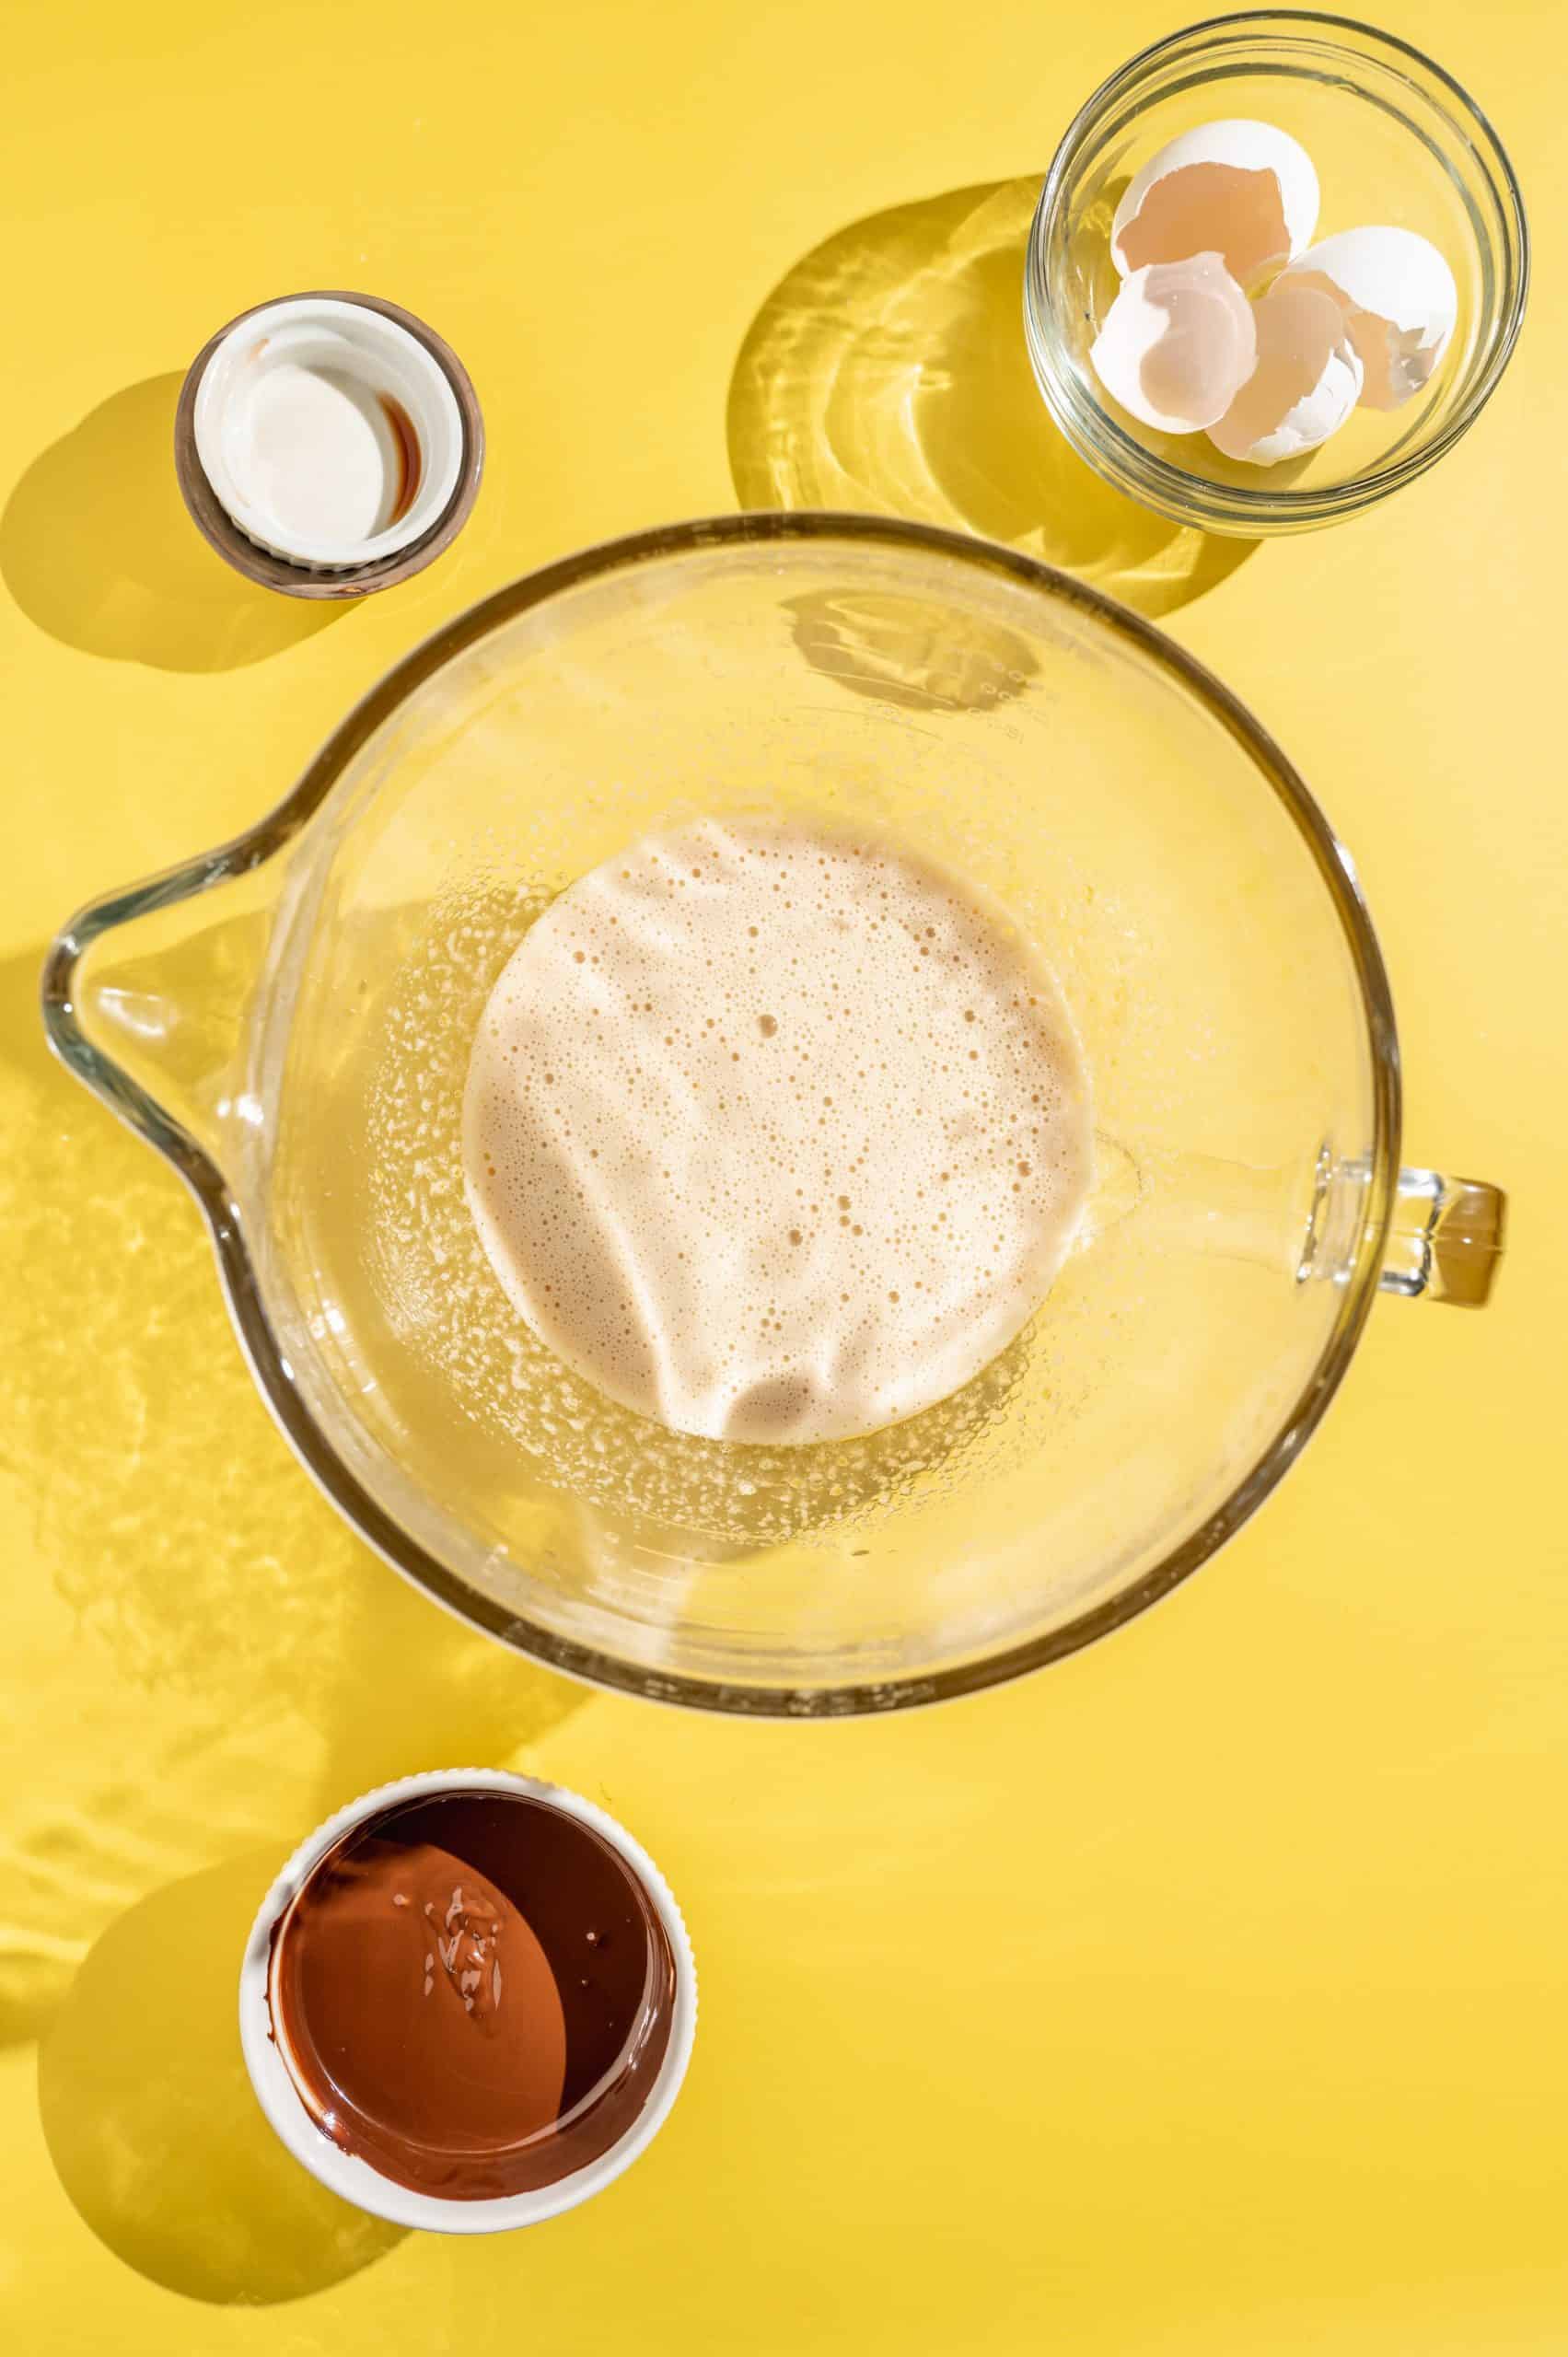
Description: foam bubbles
462,818,1093,1445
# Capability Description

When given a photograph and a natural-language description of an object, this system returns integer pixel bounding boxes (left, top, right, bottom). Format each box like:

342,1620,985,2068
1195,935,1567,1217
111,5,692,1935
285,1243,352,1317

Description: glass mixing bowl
44,514,1504,1713
1025,11,1529,534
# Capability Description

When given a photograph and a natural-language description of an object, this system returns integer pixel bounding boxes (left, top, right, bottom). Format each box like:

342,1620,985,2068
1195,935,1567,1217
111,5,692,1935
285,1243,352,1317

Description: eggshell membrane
1090,251,1258,435
1283,226,1458,411
1111,119,1320,286
1208,279,1364,464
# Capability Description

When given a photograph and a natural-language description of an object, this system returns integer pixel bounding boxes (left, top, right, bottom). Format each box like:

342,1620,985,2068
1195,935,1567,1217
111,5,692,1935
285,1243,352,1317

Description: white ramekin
238,1767,697,2234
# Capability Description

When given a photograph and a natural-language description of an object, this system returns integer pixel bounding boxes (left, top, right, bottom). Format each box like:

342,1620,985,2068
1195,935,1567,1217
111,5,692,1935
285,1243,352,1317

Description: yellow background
3,0,1564,2346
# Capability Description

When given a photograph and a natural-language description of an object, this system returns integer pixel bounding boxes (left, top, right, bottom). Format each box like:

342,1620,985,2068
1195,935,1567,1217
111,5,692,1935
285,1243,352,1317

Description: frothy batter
463,819,1092,1444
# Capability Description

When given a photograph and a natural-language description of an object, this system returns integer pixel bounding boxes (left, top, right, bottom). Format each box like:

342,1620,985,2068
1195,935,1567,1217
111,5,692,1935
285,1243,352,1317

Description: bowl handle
1380,1167,1506,1307
1080,1142,1506,1309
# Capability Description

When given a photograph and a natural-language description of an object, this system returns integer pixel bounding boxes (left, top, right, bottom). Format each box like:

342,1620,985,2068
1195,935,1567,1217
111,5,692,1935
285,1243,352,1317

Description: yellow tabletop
3,0,1563,2346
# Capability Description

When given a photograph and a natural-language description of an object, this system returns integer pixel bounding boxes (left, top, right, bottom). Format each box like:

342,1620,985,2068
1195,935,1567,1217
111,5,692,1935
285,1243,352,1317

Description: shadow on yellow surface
0,946,586,2048
39,1853,405,2303
727,179,1256,620
781,583,1040,714
0,375,350,671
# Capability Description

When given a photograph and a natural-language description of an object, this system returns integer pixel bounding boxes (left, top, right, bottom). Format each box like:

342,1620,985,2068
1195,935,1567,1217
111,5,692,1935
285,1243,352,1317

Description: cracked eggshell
1208,279,1364,464
1283,226,1458,410
1089,251,1258,435
1110,119,1320,286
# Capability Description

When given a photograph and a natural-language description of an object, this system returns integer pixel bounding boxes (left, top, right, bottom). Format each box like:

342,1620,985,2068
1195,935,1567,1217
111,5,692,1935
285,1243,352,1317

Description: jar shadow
727,179,1258,620
38,1853,405,2305
0,375,352,670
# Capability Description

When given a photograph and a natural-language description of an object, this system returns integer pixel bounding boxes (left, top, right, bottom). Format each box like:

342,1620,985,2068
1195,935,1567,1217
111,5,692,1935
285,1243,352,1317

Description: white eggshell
1207,279,1364,464
1283,226,1458,410
1089,251,1258,435
1110,118,1320,285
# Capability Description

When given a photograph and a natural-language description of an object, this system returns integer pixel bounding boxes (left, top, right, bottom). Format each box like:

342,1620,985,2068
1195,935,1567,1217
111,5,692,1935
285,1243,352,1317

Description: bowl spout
42,851,285,1192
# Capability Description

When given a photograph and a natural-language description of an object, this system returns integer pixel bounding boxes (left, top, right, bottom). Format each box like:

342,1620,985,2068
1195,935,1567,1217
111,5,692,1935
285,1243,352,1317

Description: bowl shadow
0,375,351,671
0,946,587,2053
727,179,1258,619
38,1853,405,2305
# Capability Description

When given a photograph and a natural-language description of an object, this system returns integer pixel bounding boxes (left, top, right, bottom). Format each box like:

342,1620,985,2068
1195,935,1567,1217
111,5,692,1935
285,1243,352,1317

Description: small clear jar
1025,11,1528,534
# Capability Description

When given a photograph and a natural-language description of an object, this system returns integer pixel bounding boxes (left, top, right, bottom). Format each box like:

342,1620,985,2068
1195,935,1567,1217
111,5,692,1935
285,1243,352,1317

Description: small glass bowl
1024,11,1528,535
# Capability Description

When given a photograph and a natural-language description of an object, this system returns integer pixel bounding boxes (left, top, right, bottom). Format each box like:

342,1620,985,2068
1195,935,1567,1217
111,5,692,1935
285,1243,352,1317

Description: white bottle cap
192,296,468,572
